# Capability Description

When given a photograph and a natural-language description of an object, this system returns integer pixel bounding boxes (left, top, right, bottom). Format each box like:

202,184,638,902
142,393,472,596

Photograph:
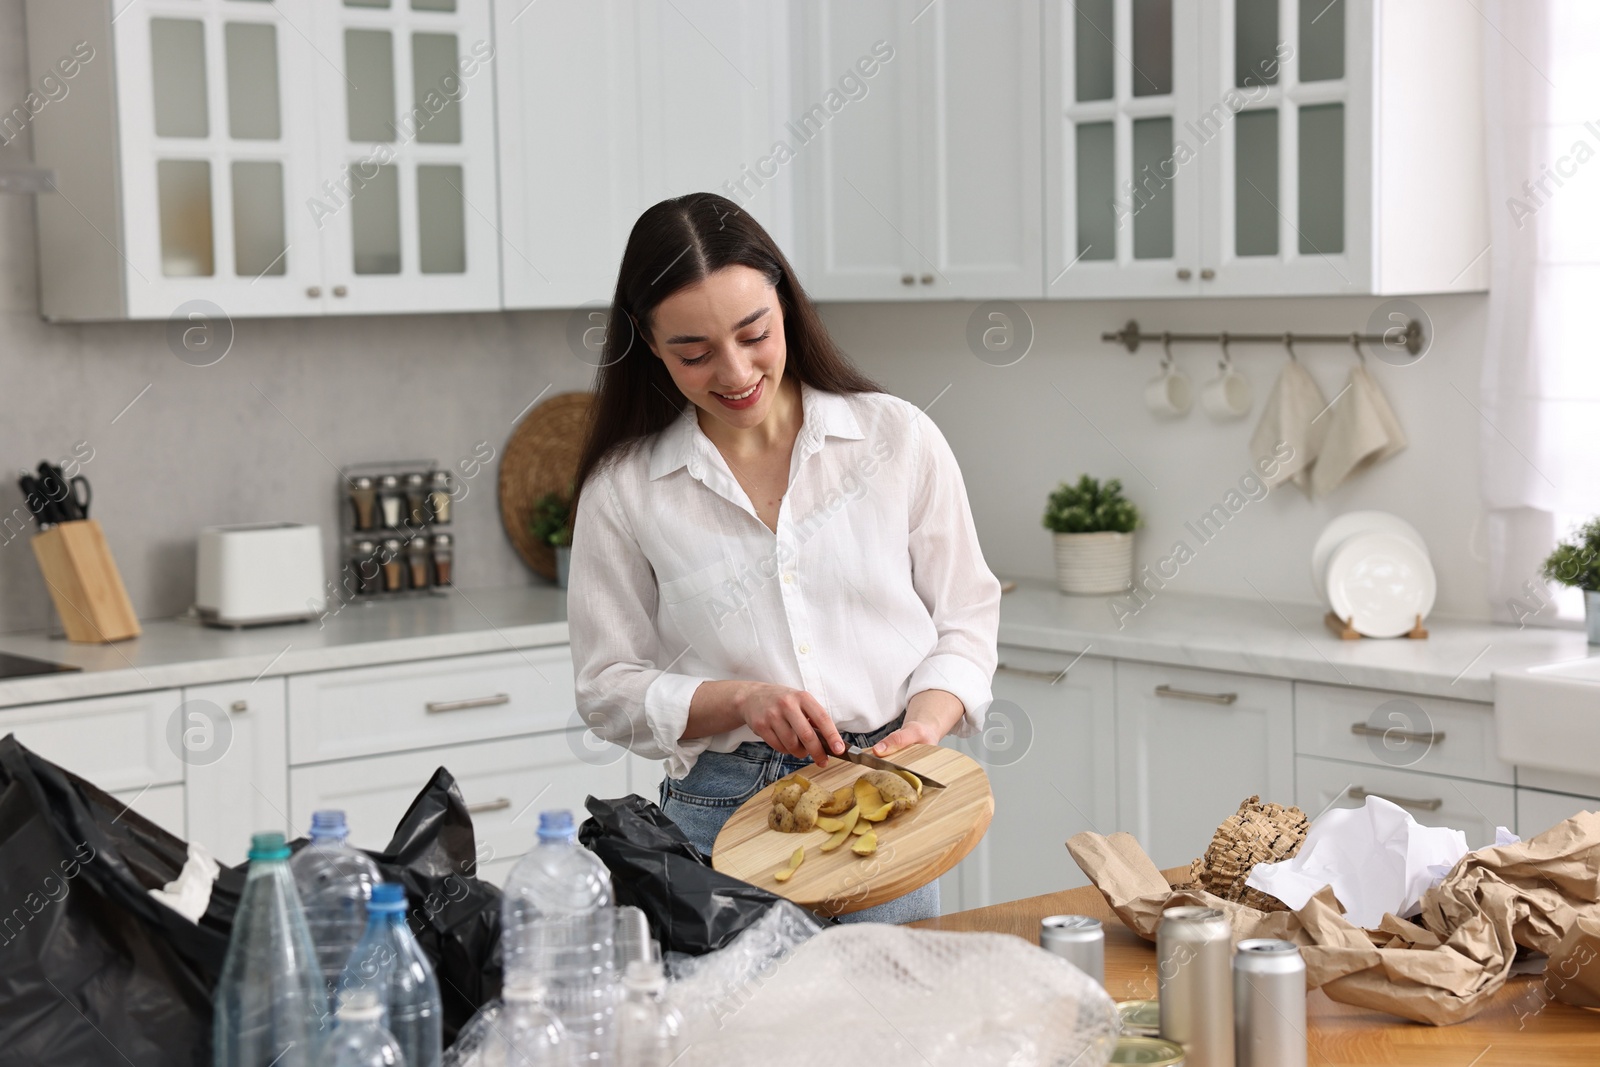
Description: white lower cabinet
0,688,185,795
1115,662,1294,870
941,648,1115,911
1517,788,1600,840
113,782,188,838
183,678,291,867
1296,755,1514,850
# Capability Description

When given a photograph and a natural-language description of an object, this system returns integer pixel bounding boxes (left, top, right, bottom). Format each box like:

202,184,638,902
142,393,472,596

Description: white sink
1494,656,1600,775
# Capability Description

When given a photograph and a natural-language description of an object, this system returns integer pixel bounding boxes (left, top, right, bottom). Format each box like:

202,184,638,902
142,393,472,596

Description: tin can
1110,1036,1186,1065
1233,938,1307,1067
1117,998,1161,1037
1156,906,1233,1067
1039,914,1104,986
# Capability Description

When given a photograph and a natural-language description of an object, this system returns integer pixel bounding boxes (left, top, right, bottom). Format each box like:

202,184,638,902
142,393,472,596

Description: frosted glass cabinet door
112,0,326,319
311,0,501,313
1044,0,1202,297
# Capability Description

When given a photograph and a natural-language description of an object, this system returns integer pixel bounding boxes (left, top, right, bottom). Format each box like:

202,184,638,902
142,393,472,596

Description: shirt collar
647,381,865,481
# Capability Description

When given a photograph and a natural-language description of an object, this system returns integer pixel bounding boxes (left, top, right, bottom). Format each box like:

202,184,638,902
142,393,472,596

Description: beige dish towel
1311,363,1407,497
1250,359,1328,496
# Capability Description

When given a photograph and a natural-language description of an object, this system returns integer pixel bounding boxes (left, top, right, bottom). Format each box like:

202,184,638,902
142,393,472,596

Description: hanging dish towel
1311,363,1407,497
1249,359,1328,495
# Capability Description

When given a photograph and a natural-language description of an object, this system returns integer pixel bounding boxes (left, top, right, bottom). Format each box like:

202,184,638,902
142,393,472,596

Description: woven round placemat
499,391,593,580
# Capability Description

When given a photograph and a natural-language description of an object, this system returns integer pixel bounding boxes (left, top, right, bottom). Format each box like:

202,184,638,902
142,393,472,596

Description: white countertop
0,585,571,709
0,580,1591,711
997,581,1595,703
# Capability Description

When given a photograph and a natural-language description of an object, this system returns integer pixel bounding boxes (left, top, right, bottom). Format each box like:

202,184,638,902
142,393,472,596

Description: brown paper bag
1067,811,1600,1026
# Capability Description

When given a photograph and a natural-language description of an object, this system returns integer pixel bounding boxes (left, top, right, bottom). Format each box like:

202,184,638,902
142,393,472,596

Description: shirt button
798,643,810,656
782,573,794,584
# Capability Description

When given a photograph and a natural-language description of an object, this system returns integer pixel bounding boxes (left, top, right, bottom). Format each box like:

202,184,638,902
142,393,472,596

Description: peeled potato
792,785,831,831
819,807,861,852
851,832,878,856
773,845,805,882
862,770,918,814
818,784,855,816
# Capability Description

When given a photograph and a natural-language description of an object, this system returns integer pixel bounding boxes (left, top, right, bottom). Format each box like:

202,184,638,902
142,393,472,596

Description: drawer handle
1347,786,1442,812
426,693,511,714
1350,722,1445,745
996,662,1065,682
467,797,512,815
230,700,248,713
1154,684,1237,705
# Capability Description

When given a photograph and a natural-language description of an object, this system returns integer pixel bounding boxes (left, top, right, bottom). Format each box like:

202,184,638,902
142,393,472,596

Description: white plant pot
1053,531,1135,595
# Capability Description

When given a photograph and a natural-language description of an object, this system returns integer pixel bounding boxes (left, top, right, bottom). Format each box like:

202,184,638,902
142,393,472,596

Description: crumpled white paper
148,842,220,923
1244,796,1468,928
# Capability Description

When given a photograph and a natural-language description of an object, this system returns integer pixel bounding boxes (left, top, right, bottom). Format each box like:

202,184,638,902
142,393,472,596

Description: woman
568,192,1000,923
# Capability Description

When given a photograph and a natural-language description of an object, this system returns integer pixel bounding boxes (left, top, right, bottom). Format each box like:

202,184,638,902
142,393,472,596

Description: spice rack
338,460,454,601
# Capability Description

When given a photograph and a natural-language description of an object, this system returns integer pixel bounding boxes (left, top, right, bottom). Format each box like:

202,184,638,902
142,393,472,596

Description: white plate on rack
1310,511,1429,608
1325,532,1437,638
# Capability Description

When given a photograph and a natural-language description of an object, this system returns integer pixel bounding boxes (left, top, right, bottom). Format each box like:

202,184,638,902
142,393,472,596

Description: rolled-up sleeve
568,470,716,775
903,412,1001,736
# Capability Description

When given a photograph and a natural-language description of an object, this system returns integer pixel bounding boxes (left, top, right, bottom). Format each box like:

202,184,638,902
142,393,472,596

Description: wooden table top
913,871,1600,1066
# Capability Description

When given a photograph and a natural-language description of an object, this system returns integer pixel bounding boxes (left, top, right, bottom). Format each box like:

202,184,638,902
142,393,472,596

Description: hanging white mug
1144,339,1192,417
1201,344,1253,420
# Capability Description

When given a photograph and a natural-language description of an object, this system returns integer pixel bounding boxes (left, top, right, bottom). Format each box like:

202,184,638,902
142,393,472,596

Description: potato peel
851,832,878,856
819,807,861,851
894,769,923,796
859,801,894,823
773,845,805,882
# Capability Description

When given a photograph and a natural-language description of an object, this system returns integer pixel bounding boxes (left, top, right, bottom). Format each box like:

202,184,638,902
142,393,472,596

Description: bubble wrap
671,922,1120,1067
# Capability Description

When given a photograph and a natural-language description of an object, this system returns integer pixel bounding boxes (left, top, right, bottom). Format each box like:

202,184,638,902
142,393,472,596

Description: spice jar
431,532,453,586
381,538,404,592
404,472,428,527
348,475,377,531
378,474,403,529
428,470,453,524
408,536,431,589
352,539,380,595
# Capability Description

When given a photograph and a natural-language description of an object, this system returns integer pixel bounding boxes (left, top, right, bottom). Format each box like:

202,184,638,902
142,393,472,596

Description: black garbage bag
0,734,243,1067
362,766,504,1045
578,794,794,956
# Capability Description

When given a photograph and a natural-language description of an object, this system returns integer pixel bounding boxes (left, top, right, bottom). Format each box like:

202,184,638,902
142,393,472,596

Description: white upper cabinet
495,0,793,310
1044,0,1487,298
794,0,1043,301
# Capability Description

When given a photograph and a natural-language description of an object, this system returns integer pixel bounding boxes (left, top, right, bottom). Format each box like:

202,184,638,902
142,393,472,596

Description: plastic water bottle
482,984,568,1067
214,832,328,1067
340,883,443,1067
500,811,617,1063
324,990,406,1067
290,810,382,1004
614,959,683,1067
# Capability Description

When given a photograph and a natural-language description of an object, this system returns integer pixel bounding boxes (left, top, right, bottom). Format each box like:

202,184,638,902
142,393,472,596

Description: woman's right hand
732,682,845,765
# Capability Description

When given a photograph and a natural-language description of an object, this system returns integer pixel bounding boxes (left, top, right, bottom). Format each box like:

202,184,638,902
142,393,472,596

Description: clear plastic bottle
324,990,406,1067
339,883,443,1067
613,959,683,1067
290,810,383,1005
500,811,617,1063
214,832,328,1067
482,984,568,1067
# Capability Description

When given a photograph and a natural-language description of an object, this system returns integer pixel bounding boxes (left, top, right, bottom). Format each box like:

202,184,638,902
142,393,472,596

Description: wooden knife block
31,519,141,643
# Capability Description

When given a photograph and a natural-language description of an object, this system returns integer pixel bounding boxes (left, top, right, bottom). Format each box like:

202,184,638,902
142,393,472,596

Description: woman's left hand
873,689,966,757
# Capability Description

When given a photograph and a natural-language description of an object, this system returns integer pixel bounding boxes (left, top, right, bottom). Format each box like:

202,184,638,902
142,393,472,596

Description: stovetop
0,651,80,680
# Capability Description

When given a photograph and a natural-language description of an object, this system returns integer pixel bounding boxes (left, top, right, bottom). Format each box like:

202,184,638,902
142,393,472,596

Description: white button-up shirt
568,383,1001,780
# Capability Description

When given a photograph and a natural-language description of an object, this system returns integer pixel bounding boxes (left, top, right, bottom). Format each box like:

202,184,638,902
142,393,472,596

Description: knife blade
837,745,946,789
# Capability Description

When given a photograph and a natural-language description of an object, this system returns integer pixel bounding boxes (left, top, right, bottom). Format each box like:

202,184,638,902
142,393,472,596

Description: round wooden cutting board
711,744,993,917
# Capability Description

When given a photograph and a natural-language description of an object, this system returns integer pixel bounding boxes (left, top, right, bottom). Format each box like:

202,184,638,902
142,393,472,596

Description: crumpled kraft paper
1066,810,1600,1026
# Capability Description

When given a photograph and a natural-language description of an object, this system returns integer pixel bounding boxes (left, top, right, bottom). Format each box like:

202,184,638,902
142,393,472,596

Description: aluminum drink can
1039,914,1105,985
1156,906,1234,1067
1233,938,1307,1067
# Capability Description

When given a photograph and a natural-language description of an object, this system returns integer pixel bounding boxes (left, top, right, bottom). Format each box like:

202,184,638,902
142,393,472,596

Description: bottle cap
248,832,290,862
368,882,407,912
537,810,576,843
502,982,547,1004
309,810,349,841
624,958,666,992
337,989,385,1023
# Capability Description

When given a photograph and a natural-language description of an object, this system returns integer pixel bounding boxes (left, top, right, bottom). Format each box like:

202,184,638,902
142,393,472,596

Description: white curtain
1481,0,1600,624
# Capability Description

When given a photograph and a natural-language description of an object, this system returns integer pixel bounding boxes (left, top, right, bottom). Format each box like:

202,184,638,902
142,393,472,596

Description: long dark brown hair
572,193,879,501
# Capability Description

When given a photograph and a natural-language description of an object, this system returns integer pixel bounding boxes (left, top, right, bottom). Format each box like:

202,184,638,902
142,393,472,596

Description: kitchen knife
837,745,947,789
17,472,59,527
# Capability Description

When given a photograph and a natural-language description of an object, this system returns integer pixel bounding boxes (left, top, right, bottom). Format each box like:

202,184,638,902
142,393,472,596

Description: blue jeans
660,720,940,924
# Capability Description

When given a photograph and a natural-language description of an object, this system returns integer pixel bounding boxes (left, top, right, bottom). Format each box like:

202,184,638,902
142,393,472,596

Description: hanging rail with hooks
1101,318,1427,358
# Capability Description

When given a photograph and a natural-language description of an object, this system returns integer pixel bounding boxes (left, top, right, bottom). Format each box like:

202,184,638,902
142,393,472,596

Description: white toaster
196,523,326,627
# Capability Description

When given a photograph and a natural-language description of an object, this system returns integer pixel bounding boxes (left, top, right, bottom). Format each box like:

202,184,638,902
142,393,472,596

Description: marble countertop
0,579,1591,711
0,585,570,709
997,581,1595,703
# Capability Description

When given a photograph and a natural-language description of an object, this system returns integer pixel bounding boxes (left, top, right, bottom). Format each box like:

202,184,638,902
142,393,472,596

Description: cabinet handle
1350,722,1445,745
1154,684,1237,705
230,700,248,713
1200,268,1216,280
919,273,934,285
467,797,512,815
426,693,511,714
1177,268,1192,280
901,274,915,285
996,662,1065,682
333,285,348,298
1347,786,1442,812
306,286,321,298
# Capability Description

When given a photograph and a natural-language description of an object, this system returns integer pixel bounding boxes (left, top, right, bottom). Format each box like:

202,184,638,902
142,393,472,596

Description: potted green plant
529,491,574,589
1042,475,1141,595
1542,517,1600,644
